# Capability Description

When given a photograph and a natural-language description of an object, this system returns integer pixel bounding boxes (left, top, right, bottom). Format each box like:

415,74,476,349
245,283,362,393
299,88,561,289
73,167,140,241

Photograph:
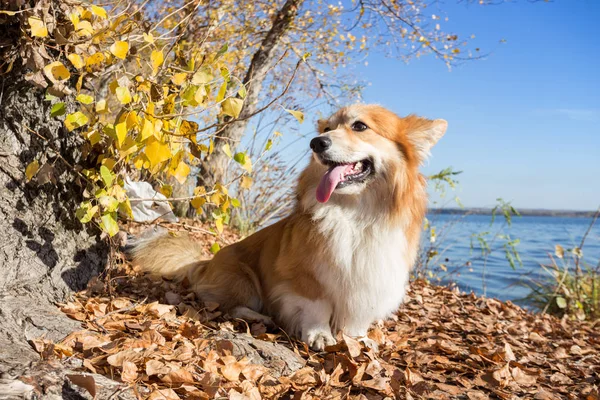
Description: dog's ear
409,119,447,162
316,119,328,134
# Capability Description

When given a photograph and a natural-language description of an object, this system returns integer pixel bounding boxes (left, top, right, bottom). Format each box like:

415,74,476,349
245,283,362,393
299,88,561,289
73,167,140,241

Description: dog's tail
127,227,208,283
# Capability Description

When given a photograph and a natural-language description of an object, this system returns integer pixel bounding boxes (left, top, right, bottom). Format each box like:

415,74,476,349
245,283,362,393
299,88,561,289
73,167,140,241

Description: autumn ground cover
24,220,600,400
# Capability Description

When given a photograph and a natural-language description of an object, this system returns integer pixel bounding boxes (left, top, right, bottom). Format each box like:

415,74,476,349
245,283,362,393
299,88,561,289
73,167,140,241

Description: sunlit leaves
171,73,187,86
234,152,252,173
76,202,98,224
115,122,127,147
43,61,70,82
76,94,94,104
110,41,129,60
144,138,172,168
50,102,66,117
25,160,40,181
192,69,212,85
240,176,253,190
151,50,163,75
115,87,132,104
99,165,113,187
65,112,89,131
67,53,84,69
143,32,155,44
210,242,220,254
91,5,107,19
215,82,227,102
285,108,304,124
140,118,154,141
171,161,191,184
86,52,105,67
221,98,243,118
222,143,233,159
96,99,108,114
100,213,119,237
28,17,48,37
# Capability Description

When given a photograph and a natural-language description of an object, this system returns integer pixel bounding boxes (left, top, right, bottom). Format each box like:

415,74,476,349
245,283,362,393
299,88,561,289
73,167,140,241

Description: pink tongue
316,164,353,203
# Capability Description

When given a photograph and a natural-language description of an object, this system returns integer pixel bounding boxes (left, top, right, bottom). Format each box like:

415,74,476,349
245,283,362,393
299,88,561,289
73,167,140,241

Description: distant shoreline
430,208,597,218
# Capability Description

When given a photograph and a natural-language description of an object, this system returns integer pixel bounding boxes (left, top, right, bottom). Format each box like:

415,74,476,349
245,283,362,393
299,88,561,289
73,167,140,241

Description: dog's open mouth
316,159,374,203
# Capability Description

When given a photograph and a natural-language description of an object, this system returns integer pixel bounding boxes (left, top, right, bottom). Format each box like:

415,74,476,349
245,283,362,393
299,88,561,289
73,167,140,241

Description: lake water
422,213,600,304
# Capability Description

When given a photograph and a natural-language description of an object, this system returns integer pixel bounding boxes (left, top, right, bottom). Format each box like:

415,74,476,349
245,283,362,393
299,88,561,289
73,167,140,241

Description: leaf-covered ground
32,221,600,399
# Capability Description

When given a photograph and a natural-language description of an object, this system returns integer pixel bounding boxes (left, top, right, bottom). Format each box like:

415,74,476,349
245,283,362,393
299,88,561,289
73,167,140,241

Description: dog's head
302,104,447,204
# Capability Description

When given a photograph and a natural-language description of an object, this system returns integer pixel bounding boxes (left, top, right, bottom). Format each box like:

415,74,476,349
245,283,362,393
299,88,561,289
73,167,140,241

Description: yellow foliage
110,41,129,60
28,17,48,37
151,50,164,75
43,61,70,82
145,138,172,167
115,87,132,104
67,53,85,69
26,160,40,181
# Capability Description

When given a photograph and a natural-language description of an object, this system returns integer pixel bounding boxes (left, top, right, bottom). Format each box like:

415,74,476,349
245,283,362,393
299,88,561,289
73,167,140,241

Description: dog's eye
351,121,368,132
323,127,331,133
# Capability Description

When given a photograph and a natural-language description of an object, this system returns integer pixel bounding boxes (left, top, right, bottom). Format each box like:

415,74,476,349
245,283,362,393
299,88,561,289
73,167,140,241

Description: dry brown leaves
33,222,600,399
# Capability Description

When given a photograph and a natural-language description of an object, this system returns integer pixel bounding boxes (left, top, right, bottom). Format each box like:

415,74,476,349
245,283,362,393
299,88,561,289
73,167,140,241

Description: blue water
421,213,600,303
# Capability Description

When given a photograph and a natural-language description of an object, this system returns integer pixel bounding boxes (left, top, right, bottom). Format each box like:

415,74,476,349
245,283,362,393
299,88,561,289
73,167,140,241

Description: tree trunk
0,69,108,377
197,0,304,192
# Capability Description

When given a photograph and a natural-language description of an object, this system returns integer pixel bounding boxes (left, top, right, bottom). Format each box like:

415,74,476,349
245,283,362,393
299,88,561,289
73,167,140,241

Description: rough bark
197,0,304,191
0,70,108,377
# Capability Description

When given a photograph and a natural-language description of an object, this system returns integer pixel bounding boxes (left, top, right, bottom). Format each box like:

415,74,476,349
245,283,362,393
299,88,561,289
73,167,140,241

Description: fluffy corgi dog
131,104,447,350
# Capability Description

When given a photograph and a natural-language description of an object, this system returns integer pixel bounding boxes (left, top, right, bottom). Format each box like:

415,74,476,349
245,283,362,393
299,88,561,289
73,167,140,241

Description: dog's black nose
310,136,332,153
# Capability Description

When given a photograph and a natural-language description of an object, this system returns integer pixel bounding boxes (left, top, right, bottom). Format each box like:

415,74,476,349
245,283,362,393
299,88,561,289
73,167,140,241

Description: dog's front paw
304,328,336,351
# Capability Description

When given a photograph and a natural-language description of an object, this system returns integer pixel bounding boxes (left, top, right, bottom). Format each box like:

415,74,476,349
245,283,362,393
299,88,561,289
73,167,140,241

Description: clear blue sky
284,0,600,211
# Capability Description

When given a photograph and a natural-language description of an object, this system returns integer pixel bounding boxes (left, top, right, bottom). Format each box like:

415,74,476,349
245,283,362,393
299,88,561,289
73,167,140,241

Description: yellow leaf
43,61,70,81
126,111,138,129
85,52,105,67
115,121,127,147
191,196,205,210
192,69,212,85
132,154,146,170
96,99,108,113
222,143,232,158
115,87,132,104
76,94,94,104
215,82,227,102
211,193,222,206
74,20,94,36
75,74,83,93
100,213,119,237
221,98,243,118
26,160,40,181
67,53,84,69
91,5,107,19
171,73,187,86
215,218,223,234
151,50,163,75
140,118,154,141
65,112,89,131
84,129,101,145
144,138,172,167
285,108,304,124
110,41,129,60
240,176,253,189
215,183,228,196
28,17,48,38
143,32,154,43
179,120,198,137
171,161,190,184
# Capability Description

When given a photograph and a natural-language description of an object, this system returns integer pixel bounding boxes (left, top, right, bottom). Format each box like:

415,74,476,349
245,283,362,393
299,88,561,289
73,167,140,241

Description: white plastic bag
123,177,178,222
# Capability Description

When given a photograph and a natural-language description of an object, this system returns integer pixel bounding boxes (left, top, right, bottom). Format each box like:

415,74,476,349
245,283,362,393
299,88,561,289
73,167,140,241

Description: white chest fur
311,204,410,336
